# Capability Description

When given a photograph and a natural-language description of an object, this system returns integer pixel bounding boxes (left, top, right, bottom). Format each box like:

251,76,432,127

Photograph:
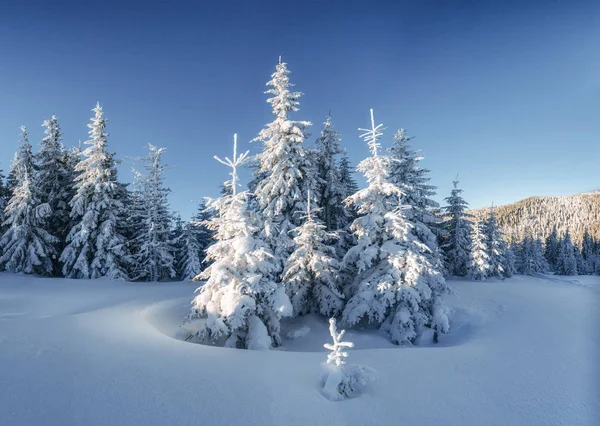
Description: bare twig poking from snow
319,318,373,401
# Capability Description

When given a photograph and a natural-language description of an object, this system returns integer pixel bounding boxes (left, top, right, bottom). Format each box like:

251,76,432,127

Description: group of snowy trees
187,60,451,350
2,59,599,351
438,181,600,279
0,105,213,280
438,180,513,280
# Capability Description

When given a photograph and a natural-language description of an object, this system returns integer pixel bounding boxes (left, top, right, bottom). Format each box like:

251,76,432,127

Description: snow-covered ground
0,273,598,426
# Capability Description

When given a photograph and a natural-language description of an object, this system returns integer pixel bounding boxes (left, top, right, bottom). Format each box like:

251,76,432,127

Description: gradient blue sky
1,0,598,220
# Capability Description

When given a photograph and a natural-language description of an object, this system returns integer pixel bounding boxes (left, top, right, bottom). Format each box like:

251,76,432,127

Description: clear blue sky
1,0,598,220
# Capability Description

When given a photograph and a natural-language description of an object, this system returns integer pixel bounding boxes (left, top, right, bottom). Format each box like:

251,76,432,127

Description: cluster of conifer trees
1,59,598,350
0,108,214,280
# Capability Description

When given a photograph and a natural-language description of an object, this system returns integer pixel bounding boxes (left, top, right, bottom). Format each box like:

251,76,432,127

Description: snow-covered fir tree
388,128,439,226
469,219,490,280
282,192,343,317
252,58,315,265
0,128,58,275
60,103,130,280
440,178,472,276
169,212,186,277
387,128,445,275
574,244,585,274
337,151,359,220
483,205,507,278
187,134,292,349
581,229,595,274
35,115,73,270
0,165,10,230
341,109,450,345
517,235,549,275
504,240,518,277
10,127,35,183
544,225,560,272
313,115,348,231
335,151,360,257
555,230,577,275
180,201,214,280
180,221,203,280
130,145,176,281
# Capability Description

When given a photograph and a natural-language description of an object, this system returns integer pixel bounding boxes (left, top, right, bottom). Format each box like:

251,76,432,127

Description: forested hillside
470,191,600,244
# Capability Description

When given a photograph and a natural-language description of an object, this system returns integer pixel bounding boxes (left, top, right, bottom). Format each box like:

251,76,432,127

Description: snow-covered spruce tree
130,145,176,281
60,103,130,280
555,230,577,275
35,116,73,266
504,240,518,277
440,178,473,276
335,151,360,257
187,134,292,349
180,221,203,280
0,170,57,274
389,128,440,238
10,127,35,182
0,165,58,274
341,109,450,345
319,318,371,401
469,219,490,280
581,229,595,274
170,212,186,277
180,201,214,280
0,165,10,230
338,151,359,219
252,59,315,265
388,128,439,226
574,244,585,275
516,235,547,275
544,225,560,271
388,128,445,266
314,115,348,231
282,192,343,317
483,205,506,278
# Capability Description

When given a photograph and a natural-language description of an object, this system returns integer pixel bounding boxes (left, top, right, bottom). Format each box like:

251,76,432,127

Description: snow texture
0,272,597,425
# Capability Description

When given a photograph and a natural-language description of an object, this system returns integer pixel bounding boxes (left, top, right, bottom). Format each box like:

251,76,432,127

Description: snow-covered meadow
1,273,597,426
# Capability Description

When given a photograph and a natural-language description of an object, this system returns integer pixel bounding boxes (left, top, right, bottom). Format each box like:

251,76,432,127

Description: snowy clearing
0,273,598,425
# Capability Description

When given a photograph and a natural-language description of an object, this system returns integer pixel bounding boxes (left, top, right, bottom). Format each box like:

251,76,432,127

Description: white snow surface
0,273,598,425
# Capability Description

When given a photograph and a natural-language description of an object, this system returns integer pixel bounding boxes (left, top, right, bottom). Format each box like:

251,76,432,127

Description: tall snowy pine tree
282,192,343,317
252,59,315,267
35,115,73,272
314,115,348,231
0,127,57,274
130,145,176,281
469,219,490,280
187,134,292,349
544,225,560,272
483,206,507,278
337,152,359,221
341,110,450,345
60,104,130,279
0,165,10,230
180,201,214,280
555,230,577,275
387,128,445,276
440,178,472,276
517,235,549,275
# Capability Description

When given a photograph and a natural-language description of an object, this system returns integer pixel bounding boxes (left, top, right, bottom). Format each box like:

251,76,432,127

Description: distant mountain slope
470,191,600,244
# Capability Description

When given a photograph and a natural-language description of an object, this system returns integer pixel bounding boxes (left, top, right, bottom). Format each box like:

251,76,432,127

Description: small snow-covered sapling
320,318,372,401
324,318,353,366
